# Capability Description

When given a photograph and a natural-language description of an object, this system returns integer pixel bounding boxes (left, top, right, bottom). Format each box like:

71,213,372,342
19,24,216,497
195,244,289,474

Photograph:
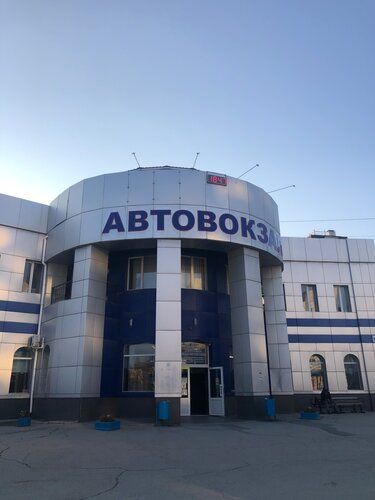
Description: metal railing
51,281,72,304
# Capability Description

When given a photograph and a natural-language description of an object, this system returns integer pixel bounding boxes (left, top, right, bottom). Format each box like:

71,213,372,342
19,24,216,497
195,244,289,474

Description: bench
332,397,365,413
311,396,365,414
311,397,335,414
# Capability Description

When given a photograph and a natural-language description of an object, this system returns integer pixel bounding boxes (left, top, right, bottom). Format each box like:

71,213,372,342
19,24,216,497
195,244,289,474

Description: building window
309,354,328,391
344,354,363,390
51,263,73,304
51,281,72,304
123,343,155,391
181,256,206,290
22,260,43,293
9,347,33,393
127,256,156,290
301,284,319,312
334,285,352,312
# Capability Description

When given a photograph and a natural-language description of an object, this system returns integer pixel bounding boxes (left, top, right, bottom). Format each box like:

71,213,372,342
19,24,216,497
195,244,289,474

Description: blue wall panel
0,321,38,334
0,300,40,314
287,318,375,328
101,249,233,397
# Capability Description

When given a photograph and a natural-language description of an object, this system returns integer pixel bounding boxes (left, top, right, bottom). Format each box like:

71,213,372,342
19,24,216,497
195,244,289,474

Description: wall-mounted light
129,318,133,327
193,317,198,327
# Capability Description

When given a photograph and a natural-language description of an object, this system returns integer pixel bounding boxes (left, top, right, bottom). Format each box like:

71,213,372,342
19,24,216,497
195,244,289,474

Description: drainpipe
261,282,273,399
345,238,373,411
29,235,48,415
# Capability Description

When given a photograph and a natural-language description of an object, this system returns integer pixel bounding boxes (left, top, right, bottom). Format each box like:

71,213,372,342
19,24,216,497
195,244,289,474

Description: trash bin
265,397,276,418
157,401,170,422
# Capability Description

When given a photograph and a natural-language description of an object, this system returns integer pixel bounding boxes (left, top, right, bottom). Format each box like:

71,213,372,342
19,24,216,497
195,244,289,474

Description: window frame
122,343,155,392
334,285,352,312
9,347,33,393
344,354,364,390
127,255,156,290
309,354,328,391
181,255,207,290
301,284,319,312
22,260,43,293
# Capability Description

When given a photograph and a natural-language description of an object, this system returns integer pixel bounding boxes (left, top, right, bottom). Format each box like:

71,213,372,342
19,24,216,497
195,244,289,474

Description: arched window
9,347,33,393
309,354,328,391
344,354,364,390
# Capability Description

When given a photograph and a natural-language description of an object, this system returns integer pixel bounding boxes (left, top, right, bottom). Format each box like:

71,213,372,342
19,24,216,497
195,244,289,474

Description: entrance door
180,368,190,416
209,367,225,416
190,367,209,415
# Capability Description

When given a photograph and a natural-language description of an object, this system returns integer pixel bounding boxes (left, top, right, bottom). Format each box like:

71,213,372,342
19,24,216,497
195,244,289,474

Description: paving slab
0,413,375,499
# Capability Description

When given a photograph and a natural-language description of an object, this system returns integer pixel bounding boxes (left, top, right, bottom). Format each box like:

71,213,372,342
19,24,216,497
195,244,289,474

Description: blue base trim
121,392,154,398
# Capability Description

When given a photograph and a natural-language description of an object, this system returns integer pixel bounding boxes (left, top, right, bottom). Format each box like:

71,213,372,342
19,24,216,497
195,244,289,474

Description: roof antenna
192,152,200,169
237,163,259,179
267,184,295,194
132,152,141,168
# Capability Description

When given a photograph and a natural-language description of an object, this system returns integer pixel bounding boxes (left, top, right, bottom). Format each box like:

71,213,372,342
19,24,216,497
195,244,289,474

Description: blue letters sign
102,208,282,256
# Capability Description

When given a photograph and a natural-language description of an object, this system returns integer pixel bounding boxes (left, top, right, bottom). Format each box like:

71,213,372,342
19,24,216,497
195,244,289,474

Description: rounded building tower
38,166,293,421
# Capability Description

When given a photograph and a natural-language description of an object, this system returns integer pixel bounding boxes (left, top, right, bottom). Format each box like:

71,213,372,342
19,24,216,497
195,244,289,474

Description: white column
42,245,108,398
72,245,108,396
262,266,293,394
228,247,270,396
154,239,181,399
72,245,108,397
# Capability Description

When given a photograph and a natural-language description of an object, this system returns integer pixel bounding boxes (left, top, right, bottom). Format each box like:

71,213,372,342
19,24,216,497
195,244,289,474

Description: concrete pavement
0,413,375,499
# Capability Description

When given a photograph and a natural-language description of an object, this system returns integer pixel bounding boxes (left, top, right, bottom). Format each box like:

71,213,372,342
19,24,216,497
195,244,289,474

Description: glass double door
181,366,224,416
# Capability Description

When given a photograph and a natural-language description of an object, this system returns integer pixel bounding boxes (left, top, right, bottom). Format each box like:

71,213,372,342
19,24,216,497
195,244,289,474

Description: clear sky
1,0,374,239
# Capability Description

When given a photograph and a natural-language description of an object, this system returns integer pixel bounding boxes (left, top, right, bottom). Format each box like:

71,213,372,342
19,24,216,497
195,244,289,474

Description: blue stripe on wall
359,319,375,327
0,300,40,314
287,318,375,328
0,321,38,334
288,334,374,343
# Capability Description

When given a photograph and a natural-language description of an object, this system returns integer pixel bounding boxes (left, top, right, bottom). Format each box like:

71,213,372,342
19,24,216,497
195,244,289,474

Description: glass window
181,256,206,290
301,284,319,312
181,256,191,288
193,257,205,289
9,347,33,393
309,354,327,391
181,369,189,398
143,256,156,288
334,285,352,312
210,368,222,398
22,260,43,293
123,343,155,391
128,256,156,290
344,354,363,390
